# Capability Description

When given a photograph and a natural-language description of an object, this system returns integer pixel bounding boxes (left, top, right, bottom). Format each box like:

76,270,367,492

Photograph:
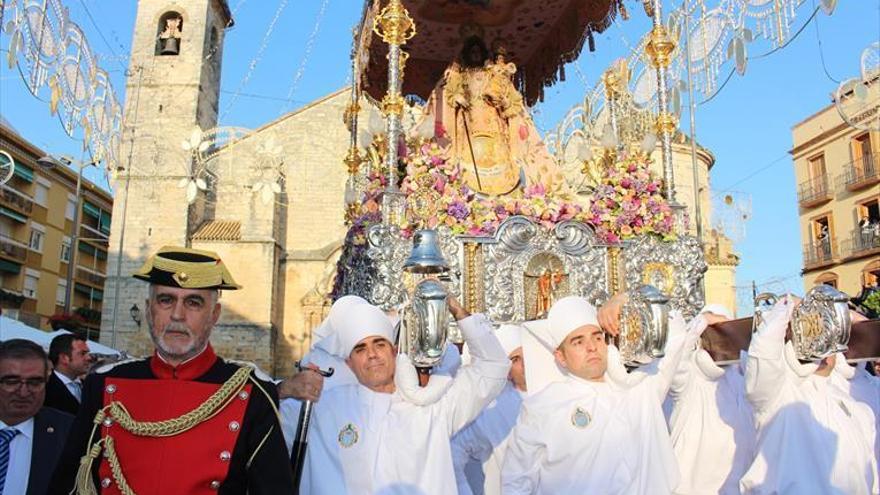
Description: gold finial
645,25,676,69
343,148,362,175
373,0,416,46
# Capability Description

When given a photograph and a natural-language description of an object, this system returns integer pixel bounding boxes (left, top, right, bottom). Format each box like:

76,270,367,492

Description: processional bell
400,230,450,368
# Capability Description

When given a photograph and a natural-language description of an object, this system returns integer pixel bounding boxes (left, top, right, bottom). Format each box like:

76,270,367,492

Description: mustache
162,322,193,336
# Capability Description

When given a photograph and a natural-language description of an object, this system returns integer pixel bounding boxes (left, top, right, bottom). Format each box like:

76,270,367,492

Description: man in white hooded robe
502,296,707,494
666,304,757,494
741,297,878,495
282,297,509,495
451,323,527,495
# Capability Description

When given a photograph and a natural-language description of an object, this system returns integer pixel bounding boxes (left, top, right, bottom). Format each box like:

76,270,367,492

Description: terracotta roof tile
192,220,241,241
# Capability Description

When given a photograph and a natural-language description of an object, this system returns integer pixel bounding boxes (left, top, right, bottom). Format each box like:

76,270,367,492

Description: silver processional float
323,0,872,439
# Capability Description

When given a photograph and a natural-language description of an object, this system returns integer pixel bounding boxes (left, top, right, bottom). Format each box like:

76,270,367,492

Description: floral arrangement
587,152,676,244
346,140,674,245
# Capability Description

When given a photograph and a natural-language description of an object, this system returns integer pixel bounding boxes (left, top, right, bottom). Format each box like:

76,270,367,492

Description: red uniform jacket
48,346,294,494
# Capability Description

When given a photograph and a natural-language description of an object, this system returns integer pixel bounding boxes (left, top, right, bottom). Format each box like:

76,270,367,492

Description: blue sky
1,0,877,312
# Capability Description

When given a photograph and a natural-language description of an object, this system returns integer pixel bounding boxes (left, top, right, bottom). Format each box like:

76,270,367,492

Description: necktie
70,381,82,402
0,428,21,491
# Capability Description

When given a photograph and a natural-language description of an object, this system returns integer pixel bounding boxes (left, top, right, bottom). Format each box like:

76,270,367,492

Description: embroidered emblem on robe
571,406,591,428
338,423,359,448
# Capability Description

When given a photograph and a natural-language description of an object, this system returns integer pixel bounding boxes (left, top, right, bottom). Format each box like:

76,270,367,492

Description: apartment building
791,82,879,297
0,122,112,338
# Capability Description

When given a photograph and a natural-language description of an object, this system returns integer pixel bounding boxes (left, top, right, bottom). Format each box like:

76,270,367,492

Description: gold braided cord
103,437,136,495
247,375,281,421
246,425,274,470
108,366,252,437
73,366,254,494
74,408,109,495
133,250,239,289
75,440,104,495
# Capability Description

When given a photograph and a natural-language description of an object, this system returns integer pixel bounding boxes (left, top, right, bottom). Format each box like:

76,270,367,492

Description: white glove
394,354,454,406
758,297,795,340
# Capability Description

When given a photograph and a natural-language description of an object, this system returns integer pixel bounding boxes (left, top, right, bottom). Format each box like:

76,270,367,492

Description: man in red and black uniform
49,246,294,494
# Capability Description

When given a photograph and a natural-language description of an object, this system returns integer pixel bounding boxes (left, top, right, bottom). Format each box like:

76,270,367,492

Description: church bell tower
100,0,232,352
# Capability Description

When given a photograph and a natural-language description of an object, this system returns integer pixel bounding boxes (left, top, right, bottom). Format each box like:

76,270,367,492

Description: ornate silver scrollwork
622,234,707,318
481,216,608,322
618,285,670,366
791,285,851,361
366,224,461,310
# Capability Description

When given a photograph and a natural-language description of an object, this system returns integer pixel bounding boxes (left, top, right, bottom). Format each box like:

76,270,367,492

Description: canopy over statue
356,0,623,106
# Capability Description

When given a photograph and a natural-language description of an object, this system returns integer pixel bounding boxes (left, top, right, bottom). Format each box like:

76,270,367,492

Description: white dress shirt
54,369,82,402
0,417,34,495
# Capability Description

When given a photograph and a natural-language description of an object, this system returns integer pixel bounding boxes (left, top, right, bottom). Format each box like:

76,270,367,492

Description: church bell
403,229,449,274
159,37,180,55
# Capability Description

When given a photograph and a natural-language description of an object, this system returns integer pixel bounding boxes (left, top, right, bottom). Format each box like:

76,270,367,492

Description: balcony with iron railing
803,238,839,271
0,234,28,263
797,175,832,208
842,225,880,260
843,152,880,191
0,184,34,215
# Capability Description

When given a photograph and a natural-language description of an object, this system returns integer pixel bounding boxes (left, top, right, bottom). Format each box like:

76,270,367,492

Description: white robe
741,320,878,494
501,374,679,494
668,348,756,494
833,361,880,467
281,314,509,495
450,382,523,495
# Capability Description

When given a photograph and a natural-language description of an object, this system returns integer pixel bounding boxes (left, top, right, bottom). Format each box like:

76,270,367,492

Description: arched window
814,272,838,289
863,260,880,287
156,11,183,56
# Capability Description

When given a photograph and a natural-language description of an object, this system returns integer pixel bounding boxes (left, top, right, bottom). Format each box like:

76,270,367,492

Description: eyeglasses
0,377,47,392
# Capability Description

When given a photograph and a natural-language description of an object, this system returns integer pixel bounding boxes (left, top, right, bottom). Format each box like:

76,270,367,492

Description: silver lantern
399,229,450,368
617,285,670,366
790,285,851,361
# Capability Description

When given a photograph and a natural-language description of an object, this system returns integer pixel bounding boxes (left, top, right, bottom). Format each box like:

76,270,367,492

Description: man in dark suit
0,339,74,495
45,334,92,415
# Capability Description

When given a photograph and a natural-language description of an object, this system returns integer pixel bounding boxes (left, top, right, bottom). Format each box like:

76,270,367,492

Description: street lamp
129,303,141,326
36,155,100,317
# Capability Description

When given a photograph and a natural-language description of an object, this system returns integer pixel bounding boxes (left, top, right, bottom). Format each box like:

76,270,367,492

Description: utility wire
77,0,128,73
811,0,840,84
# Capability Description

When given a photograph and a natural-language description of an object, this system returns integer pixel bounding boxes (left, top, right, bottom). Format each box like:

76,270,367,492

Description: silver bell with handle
403,229,450,274
399,229,450,368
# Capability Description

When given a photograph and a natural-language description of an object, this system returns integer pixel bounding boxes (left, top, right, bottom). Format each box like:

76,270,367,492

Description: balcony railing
80,223,110,242
0,235,28,262
803,238,838,270
842,225,880,259
797,175,831,207
843,153,880,191
0,185,34,215
76,266,106,287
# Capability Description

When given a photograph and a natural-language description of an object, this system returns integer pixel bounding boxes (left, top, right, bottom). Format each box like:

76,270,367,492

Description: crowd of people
0,245,877,494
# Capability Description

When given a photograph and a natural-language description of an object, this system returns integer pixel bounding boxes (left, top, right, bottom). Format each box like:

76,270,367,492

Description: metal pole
683,5,703,241
385,43,402,194
647,0,677,202
110,66,144,349
373,0,415,222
